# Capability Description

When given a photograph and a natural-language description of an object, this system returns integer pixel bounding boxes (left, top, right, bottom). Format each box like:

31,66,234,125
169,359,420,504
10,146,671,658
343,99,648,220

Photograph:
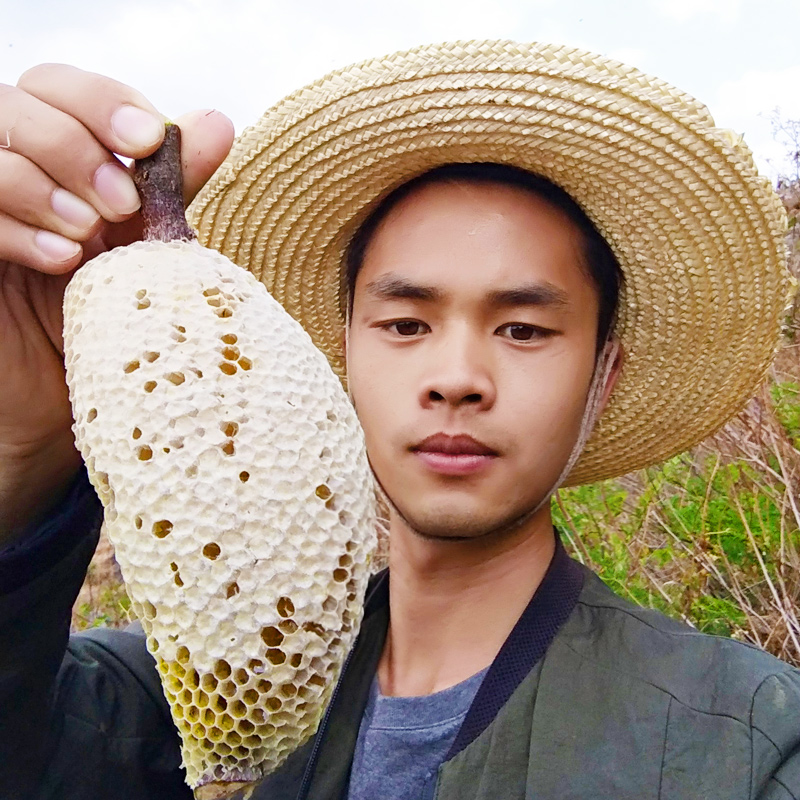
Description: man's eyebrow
363,275,442,302
488,282,571,308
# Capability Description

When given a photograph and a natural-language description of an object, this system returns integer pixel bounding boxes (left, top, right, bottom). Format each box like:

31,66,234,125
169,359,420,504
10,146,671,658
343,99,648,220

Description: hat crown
189,39,792,484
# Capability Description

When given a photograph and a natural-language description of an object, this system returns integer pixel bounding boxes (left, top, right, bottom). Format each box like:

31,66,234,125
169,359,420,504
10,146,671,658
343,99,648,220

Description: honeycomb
63,240,377,795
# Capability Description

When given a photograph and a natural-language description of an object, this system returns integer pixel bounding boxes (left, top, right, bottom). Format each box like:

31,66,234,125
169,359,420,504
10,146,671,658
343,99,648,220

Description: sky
2,0,799,179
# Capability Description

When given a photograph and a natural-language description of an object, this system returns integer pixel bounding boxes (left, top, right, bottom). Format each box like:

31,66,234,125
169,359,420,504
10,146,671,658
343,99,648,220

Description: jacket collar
297,530,584,799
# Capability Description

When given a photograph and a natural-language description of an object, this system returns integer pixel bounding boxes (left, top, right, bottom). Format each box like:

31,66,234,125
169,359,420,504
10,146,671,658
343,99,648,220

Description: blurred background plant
72,117,800,669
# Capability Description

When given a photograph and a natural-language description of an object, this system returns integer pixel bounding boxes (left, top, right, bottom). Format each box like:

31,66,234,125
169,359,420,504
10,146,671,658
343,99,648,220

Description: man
0,41,798,800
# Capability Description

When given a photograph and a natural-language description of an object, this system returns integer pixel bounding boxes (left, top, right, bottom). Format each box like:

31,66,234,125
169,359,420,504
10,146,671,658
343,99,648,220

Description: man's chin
392,501,547,543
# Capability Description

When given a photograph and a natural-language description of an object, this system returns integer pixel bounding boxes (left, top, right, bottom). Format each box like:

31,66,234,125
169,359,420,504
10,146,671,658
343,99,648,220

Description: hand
0,64,234,534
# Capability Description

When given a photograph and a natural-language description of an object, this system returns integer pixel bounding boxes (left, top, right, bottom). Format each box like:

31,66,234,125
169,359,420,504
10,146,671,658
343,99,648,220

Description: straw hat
188,40,793,485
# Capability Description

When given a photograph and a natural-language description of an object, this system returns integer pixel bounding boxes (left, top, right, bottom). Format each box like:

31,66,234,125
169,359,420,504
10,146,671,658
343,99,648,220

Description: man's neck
377,508,556,697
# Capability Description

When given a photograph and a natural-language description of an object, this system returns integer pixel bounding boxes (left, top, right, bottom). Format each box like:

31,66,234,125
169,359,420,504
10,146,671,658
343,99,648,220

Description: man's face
346,180,601,540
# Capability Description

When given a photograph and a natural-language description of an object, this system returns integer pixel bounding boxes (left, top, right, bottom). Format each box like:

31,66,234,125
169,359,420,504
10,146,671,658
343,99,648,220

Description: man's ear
597,336,624,416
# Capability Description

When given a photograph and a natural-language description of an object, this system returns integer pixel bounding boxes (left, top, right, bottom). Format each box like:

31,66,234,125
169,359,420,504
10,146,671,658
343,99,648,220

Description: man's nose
418,327,496,410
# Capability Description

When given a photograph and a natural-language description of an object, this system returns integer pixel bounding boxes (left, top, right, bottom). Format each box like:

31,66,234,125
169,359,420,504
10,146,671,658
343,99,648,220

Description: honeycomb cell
243,689,259,705
260,627,284,647
219,713,235,732
221,421,239,437
277,597,294,617
249,708,267,725
322,595,337,612
152,519,173,538
212,696,228,714
213,660,232,680
226,582,240,599
203,542,222,560
266,697,282,712
302,622,326,638
142,600,157,619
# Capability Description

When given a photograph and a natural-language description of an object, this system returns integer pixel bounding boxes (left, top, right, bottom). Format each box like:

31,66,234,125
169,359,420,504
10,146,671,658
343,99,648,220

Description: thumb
172,109,236,204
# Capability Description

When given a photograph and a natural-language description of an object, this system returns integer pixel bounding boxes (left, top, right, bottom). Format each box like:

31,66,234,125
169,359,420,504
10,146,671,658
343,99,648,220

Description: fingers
0,148,100,240
172,109,235,204
1,77,150,224
17,64,164,158
0,211,82,275
0,64,235,275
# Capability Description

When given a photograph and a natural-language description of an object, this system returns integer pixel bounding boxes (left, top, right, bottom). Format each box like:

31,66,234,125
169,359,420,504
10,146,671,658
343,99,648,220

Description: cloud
1,0,553,134
606,47,648,71
650,0,742,22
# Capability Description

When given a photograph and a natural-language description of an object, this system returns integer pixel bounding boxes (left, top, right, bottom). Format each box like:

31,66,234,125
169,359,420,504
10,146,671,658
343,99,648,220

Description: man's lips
411,434,498,476
413,433,498,456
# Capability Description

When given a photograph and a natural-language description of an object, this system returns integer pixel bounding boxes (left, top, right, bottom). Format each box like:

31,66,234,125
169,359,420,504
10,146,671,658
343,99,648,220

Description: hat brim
188,40,792,485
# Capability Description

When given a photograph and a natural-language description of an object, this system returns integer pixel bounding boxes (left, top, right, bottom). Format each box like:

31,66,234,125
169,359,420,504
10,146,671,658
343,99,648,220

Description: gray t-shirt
347,668,488,800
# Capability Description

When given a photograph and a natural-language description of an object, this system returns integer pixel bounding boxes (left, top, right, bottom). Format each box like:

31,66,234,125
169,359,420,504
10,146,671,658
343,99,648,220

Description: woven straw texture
188,40,792,485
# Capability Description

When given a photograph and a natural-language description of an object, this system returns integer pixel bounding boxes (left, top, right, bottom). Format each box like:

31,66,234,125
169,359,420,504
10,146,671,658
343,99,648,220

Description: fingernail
111,105,163,150
94,162,140,216
51,188,99,230
35,230,81,262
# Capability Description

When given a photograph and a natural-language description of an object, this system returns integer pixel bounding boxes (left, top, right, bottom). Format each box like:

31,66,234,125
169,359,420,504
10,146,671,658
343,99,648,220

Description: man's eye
497,324,546,341
389,321,428,336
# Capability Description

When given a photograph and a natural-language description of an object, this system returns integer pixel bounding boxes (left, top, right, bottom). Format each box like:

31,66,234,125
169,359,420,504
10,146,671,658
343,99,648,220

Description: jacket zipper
295,634,360,800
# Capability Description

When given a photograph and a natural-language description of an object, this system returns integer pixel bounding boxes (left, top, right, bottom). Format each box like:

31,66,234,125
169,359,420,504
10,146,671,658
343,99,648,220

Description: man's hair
345,163,624,352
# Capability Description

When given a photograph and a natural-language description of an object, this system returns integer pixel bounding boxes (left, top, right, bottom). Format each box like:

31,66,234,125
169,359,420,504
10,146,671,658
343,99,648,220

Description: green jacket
1,476,799,799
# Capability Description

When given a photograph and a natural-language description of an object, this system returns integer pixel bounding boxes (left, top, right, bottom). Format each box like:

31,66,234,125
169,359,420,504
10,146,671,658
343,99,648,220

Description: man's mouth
410,434,498,476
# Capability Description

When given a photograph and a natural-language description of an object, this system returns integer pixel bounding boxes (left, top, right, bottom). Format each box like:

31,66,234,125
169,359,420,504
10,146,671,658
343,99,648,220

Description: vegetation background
72,119,800,669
